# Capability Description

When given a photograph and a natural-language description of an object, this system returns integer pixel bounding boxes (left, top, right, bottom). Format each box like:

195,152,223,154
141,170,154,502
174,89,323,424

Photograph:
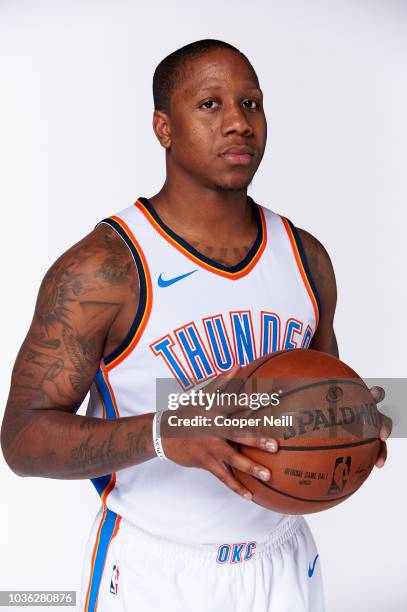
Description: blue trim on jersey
87,508,118,612
285,218,322,318
94,366,117,419
138,195,263,274
96,217,147,367
90,366,117,496
91,474,112,497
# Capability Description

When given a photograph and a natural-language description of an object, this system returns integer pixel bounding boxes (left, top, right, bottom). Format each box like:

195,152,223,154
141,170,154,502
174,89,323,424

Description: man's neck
148,180,254,244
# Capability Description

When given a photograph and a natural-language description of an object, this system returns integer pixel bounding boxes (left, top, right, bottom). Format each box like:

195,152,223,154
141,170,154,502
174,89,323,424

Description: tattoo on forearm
70,423,150,473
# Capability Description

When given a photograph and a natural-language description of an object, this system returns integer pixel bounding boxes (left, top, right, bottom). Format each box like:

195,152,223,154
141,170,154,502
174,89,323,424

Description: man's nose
221,104,253,137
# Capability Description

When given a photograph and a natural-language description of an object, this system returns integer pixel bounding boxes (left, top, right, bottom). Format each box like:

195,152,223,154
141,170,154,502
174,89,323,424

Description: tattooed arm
296,228,339,358
1,224,155,478
1,223,281,496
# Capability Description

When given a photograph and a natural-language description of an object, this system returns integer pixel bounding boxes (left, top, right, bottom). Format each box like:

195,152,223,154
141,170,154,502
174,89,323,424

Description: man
1,39,390,611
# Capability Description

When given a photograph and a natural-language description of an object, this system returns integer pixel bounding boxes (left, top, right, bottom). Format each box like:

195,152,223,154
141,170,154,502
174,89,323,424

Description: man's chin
212,175,254,192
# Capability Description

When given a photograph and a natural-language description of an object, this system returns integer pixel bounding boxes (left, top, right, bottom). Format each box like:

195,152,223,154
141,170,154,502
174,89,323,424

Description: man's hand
160,366,279,501
370,386,392,468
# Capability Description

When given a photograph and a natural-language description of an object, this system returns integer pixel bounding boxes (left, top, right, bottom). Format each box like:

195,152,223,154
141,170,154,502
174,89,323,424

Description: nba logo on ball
109,565,119,595
328,457,352,495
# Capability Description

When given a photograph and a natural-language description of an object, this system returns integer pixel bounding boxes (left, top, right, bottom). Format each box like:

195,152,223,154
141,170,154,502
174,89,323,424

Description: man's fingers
220,446,272,482
222,364,242,382
369,385,392,442
230,436,279,453
375,440,387,468
370,385,385,403
207,459,253,500
205,365,242,395
379,413,392,441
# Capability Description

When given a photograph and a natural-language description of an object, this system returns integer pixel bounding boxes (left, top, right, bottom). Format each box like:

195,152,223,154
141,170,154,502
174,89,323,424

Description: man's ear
152,110,171,149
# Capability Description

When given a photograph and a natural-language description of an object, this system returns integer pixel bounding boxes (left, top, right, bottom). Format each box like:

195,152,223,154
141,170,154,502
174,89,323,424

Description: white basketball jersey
86,196,320,545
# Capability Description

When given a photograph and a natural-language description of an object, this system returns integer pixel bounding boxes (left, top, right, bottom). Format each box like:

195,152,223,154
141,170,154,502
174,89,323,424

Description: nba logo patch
109,565,119,595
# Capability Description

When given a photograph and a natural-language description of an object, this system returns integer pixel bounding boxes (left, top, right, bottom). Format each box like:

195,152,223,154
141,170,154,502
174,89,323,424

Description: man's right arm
1,224,156,479
1,223,278,497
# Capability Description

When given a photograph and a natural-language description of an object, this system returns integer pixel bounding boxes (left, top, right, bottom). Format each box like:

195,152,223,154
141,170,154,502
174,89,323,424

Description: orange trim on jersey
103,215,153,372
135,199,267,280
281,217,320,327
100,473,116,505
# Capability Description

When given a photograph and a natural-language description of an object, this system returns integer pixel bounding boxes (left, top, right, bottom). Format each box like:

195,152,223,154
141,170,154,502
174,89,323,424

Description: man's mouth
219,146,255,166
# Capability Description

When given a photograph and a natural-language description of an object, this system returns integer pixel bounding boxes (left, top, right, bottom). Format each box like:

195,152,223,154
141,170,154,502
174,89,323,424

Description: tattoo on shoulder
96,226,139,295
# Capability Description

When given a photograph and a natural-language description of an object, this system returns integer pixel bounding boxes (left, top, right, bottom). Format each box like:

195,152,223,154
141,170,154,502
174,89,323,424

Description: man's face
163,49,267,191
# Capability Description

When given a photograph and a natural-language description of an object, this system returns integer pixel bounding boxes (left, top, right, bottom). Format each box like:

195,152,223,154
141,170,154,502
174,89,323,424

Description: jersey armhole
96,217,152,371
280,216,321,327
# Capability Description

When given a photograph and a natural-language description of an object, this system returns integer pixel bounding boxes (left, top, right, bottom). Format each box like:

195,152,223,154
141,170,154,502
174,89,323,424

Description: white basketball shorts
80,505,325,612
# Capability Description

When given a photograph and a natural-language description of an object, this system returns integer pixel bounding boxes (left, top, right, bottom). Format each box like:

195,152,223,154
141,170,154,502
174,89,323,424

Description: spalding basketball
233,349,381,514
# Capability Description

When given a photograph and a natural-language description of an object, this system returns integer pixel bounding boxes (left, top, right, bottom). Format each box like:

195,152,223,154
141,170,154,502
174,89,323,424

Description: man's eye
242,99,260,109
200,100,219,109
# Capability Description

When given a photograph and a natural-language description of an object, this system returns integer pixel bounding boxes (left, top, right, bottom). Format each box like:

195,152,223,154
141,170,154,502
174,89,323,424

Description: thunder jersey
85,195,320,545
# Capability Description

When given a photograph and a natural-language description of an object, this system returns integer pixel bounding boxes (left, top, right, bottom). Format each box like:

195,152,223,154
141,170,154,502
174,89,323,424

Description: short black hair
152,39,258,113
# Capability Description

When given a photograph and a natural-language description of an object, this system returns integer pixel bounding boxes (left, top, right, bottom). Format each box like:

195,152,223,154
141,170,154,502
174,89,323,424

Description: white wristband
152,411,168,460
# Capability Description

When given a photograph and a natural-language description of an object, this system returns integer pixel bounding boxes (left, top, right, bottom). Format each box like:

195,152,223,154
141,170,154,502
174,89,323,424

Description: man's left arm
296,228,339,357
297,227,391,468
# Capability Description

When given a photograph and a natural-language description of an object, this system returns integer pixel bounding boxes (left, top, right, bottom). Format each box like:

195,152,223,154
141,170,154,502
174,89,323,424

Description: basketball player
1,40,391,612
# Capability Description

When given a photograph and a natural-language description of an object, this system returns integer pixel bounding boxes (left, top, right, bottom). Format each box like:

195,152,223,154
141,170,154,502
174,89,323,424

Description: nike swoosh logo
308,554,319,577
157,270,198,288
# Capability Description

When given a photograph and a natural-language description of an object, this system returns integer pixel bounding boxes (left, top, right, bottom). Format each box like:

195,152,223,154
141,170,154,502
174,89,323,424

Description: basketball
233,349,381,514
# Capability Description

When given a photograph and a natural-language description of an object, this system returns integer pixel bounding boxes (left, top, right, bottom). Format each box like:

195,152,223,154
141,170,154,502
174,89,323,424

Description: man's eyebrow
193,85,263,95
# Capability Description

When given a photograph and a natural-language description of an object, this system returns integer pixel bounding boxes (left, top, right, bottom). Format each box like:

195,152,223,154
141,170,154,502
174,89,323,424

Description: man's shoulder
58,222,132,273
40,222,137,304
255,203,330,264
294,226,333,274
292,225,337,311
